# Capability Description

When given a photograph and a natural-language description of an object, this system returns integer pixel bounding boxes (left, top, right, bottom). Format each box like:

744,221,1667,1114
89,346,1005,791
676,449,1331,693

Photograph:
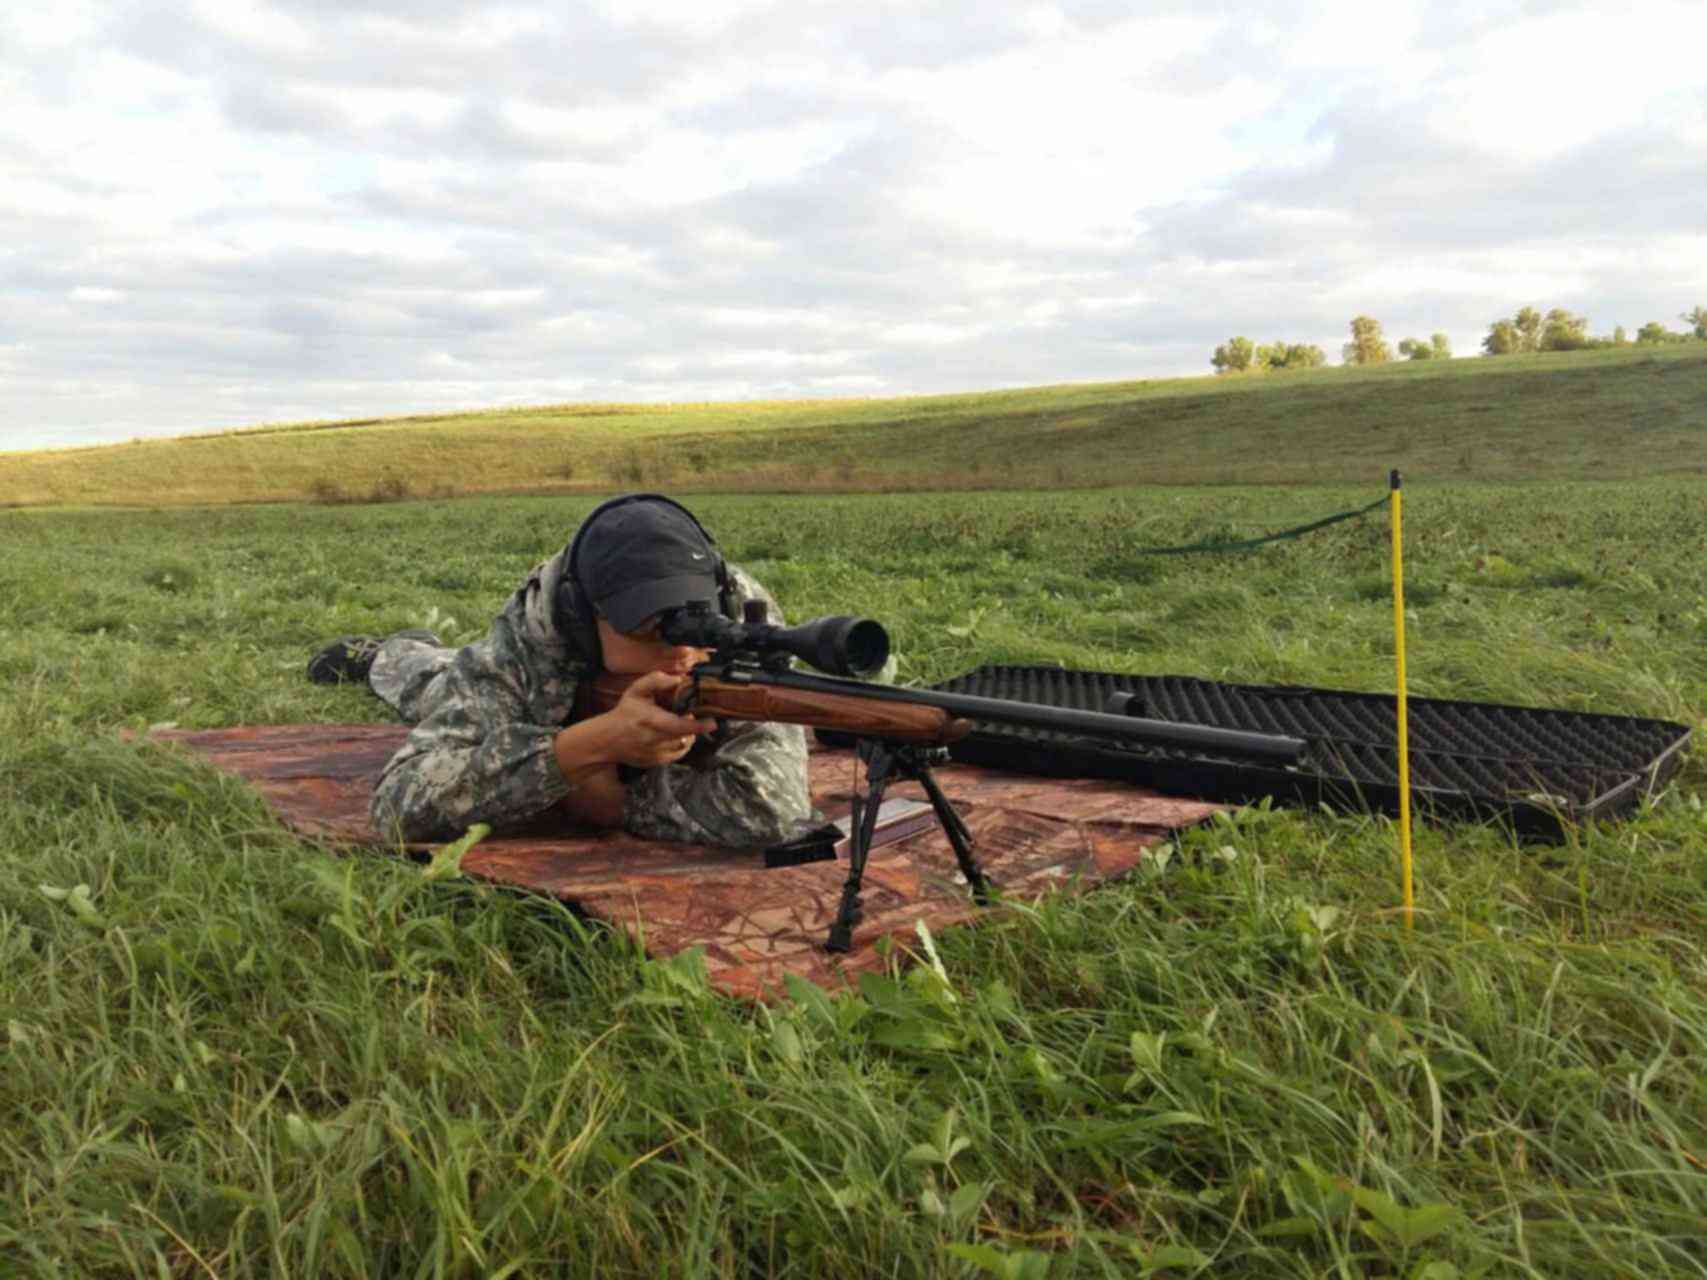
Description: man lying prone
307,493,815,848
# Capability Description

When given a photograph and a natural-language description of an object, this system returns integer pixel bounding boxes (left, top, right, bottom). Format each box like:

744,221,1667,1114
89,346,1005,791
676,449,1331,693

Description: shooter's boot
307,629,441,685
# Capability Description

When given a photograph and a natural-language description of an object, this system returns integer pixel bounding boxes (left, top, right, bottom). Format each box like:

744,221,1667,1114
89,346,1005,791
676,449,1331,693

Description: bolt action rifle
579,600,1306,953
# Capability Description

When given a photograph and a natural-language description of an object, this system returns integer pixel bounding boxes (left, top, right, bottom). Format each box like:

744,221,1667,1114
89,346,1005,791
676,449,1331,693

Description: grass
4,343,1706,508
2,478,1704,1276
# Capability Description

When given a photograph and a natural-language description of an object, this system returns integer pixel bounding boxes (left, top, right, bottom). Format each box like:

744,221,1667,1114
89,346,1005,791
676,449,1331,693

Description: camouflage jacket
368,548,813,847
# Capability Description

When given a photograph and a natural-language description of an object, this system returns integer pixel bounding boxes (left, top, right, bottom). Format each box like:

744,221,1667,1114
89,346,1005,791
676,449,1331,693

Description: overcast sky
5,0,1705,452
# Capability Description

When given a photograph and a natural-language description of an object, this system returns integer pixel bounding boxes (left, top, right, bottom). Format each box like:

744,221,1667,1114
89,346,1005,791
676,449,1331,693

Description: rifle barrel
709,665,1307,764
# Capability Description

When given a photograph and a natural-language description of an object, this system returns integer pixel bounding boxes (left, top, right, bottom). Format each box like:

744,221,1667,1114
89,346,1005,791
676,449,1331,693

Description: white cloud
1427,4,1707,160
185,0,317,58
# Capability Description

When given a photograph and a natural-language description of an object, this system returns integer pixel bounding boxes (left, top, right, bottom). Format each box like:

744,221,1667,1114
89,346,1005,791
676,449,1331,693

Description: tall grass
1,481,1704,1276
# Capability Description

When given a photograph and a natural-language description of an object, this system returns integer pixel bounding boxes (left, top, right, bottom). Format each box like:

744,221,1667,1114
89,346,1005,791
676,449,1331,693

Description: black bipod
824,738,992,953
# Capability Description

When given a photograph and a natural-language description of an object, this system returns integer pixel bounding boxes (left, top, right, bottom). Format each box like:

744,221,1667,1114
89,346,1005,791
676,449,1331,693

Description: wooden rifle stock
578,670,974,745
580,663,1307,763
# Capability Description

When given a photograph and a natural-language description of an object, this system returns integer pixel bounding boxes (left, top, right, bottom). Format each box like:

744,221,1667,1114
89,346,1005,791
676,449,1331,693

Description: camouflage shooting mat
147,724,1226,999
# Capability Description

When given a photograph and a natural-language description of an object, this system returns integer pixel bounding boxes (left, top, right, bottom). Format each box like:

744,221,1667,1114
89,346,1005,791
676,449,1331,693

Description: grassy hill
5,339,1706,1273
4,344,1706,508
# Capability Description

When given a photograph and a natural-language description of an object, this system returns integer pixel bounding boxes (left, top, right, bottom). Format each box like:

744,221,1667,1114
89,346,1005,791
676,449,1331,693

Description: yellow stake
1390,470,1414,928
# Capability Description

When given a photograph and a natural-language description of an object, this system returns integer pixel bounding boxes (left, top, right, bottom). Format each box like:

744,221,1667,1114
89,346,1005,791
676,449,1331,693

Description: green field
5,475,1706,1277
5,343,1706,507
3,350,1707,1276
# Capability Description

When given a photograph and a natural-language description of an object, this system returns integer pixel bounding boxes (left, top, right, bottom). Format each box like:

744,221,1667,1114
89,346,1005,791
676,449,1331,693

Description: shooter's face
596,615,711,676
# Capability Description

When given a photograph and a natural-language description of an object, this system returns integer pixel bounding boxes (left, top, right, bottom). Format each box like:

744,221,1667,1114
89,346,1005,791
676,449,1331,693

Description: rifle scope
659,600,890,678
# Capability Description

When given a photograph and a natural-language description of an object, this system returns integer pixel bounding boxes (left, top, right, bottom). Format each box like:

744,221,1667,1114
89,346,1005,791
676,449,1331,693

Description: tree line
1479,305,1707,355
1210,306,1707,374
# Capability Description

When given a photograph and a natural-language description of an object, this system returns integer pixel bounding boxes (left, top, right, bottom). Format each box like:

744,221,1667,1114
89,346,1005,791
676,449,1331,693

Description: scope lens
835,618,889,676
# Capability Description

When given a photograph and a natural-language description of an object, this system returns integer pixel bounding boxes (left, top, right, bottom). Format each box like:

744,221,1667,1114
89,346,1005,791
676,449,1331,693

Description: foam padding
148,725,1225,999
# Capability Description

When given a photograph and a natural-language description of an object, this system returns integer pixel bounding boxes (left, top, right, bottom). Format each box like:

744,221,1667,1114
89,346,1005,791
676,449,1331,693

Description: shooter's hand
598,670,716,768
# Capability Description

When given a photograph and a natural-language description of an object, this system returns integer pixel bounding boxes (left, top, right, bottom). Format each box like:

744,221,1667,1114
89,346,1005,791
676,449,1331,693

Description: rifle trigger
670,679,698,715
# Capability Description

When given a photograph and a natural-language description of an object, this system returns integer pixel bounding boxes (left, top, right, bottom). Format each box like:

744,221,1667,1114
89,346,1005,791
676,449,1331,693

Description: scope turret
659,600,889,678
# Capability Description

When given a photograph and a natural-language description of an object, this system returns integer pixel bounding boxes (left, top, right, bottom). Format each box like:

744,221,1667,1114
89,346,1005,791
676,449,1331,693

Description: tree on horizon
1210,336,1256,374
1342,316,1391,365
1256,340,1327,371
1399,332,1452,360
1540,309,1591,351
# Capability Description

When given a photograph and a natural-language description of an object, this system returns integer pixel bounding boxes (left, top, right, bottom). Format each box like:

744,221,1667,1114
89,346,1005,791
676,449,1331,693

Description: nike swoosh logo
691,552,707,559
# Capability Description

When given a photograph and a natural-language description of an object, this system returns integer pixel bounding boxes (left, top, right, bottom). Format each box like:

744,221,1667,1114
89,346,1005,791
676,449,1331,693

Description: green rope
1126,493,1388,556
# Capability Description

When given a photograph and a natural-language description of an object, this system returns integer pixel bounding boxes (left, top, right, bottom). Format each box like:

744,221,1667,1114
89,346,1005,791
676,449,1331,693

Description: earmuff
556,493,735,666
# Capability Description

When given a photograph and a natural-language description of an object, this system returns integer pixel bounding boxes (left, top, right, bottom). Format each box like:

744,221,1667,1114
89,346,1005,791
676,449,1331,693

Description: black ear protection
556,493,735,666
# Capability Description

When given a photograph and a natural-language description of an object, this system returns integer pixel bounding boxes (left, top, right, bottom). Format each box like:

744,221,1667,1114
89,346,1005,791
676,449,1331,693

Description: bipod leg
825,743,897,953
909,753,992,906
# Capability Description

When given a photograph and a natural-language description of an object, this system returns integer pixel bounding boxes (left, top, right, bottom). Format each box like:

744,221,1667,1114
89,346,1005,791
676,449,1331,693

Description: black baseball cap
576,497,720,633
